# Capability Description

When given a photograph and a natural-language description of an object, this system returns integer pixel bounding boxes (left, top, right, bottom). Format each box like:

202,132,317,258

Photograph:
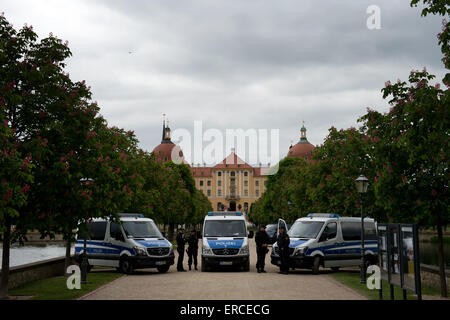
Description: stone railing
0,256,75,289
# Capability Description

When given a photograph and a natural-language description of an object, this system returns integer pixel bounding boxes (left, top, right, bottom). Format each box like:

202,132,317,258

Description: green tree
360,69,449,297
309,127,383,220
0,104,34,299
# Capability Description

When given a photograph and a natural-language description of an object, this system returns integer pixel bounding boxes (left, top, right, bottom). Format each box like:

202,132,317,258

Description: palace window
218,172,222,177
244,180,248,187
207,190,211,197
256,190,260,197
231,172,235,177
218,181,222,187
207,180,211,187
199,180,204,187
255,180,259,187
244,190,248,196
218,189,222,196
244,172,248,177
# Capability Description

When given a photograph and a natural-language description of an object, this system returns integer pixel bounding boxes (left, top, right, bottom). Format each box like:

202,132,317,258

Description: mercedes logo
157,248,163,255
223,249,229,255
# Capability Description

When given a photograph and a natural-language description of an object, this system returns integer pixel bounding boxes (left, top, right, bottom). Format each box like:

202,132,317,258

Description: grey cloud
2,0,446,163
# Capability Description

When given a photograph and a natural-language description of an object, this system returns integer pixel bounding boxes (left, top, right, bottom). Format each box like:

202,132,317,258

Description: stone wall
420,264,450,294
0,256,74,289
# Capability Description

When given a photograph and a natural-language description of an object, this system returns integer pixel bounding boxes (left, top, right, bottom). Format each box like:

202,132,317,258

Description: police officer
187,229,199,271
277,225,290,275
255,224,270,273
176,227,187,272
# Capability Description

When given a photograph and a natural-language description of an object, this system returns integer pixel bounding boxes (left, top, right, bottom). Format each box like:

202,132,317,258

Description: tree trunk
64,237,72,276
0,215,12,300
436,213,448,297
168,223,175,242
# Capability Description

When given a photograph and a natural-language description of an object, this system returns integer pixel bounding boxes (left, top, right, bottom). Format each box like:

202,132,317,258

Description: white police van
201,211,254,272
75,214,174,274
271,213,378,274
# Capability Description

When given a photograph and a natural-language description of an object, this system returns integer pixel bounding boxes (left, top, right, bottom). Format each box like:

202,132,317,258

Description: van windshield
122,221,163,239
288,221,324,239
204,220,247,237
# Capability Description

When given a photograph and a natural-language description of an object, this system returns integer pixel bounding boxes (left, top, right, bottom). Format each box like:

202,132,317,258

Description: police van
75,214,175,274
271,213,378,274
201,212,254,272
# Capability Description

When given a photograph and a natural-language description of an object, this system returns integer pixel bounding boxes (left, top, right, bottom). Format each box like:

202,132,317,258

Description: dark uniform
176,230,187,271
255,227,270,272
187,231,199,270
277,229,290,274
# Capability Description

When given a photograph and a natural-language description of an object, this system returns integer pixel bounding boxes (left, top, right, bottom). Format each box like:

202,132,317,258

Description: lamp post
355,174,369,284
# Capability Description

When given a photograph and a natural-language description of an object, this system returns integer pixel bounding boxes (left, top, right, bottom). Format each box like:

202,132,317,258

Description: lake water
419,241,450,268
0,241,448,269
0,244,73,268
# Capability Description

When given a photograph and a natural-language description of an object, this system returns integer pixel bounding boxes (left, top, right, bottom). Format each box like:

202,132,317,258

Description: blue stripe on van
135,240,170,248
207,239,243,249
304,240,378,256
75,240,135,255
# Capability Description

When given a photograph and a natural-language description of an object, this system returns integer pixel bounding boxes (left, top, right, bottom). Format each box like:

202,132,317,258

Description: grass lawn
9,270,122,300
330,269,441,300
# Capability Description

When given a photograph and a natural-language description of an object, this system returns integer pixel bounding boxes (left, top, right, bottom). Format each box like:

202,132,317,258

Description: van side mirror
162,231,166,238
248,231,254,239
197,231,202,239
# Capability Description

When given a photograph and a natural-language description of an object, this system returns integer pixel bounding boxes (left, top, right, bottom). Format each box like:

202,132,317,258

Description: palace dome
287,123,315,160
152,117,185,164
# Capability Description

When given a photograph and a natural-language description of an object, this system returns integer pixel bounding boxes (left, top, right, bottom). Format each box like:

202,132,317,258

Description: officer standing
176,227,187,272
255,224,270,273
187,229,199,271
277,225,290,275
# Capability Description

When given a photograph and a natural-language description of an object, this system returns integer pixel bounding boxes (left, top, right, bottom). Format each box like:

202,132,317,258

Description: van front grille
147,247,170,256
212,248,240,255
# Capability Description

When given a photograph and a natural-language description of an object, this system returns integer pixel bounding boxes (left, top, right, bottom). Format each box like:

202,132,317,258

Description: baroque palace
152,118,315,213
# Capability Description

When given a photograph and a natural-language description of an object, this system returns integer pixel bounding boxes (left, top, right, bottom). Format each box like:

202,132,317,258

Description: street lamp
355,174,369,284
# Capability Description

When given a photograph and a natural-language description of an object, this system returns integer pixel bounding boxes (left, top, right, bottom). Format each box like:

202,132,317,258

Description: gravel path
80,239,366,300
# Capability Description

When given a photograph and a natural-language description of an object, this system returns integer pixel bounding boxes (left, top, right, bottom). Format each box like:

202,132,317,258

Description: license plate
219,261,233,266
155,261,166,265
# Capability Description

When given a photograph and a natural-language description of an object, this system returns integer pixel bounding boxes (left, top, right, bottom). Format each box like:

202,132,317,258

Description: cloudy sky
2,0,446,165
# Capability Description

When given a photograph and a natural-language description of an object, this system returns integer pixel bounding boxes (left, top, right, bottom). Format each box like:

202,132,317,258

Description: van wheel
157,265,170,273
312,256,321,275
331,267,340,272
119,257,134,275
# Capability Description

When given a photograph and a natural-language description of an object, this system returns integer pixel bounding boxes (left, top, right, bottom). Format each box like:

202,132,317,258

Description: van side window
326,222,337,239
110,222,122,239
320,222,337,242
84,221,107,240
364,222,377,240
341,222,361,241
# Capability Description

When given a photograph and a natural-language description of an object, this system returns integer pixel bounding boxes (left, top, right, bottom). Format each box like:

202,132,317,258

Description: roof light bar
119,213,144,218
208,211,243,216
307,213,340,218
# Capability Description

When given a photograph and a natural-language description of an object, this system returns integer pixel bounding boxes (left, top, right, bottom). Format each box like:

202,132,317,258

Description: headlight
239,245,249,255
294,246,308,256
202,245,213,255
134,246,147,256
